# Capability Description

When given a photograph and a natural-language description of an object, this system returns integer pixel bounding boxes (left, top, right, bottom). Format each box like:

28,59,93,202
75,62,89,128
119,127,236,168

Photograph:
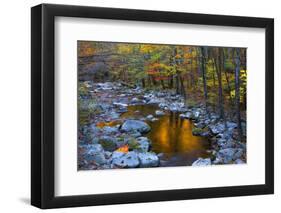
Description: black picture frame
31,3,274,209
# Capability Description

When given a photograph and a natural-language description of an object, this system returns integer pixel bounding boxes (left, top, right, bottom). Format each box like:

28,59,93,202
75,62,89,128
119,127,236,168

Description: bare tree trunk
234,48,243,141
200,47,208,112
217,48,225,121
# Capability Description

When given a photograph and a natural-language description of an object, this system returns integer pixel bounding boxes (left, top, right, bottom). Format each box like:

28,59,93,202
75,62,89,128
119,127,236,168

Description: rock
138,152,159,167
131,97,140,103
96,82,113,90
117,106,128,113
209,123,225,135
113,102,128,107
155,110,165,116
151,118,159,122
108,112,120,119
192,158,211,166
216,148,244,164
121,120,151,133
102,126,119,134
98,136,117,152
217,138,236,149
112,151,140,168
235,159,245,164
111,151,125,160
226,121,237,130
194,121,206,129
193,110,200,119
192,127,209,137
104,151,112,159
146,114,154,120
179,111,193,119
83,144,107,165
136,137,151,152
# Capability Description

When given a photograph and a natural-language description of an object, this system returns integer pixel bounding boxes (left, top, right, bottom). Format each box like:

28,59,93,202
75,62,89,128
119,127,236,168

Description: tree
234,48,243,141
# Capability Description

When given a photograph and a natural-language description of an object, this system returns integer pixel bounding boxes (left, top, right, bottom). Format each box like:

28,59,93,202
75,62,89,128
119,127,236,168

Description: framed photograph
31,3,274,209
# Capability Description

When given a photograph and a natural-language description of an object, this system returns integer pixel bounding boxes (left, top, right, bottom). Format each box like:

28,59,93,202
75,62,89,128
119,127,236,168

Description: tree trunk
234,48,243,141
200,47,208,112
217,48,225,121
141,78,145,88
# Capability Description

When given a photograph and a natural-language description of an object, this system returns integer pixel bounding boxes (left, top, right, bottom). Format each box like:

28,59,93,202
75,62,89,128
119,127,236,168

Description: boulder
121,120,151,133
209,123,225,135
146,114,154,120
112,151,140,168
138,152,159,167
179,111,193,119
216,148,244,164
136,137,151,152
192,158,211,166
155,110,165,116
83,144,107,165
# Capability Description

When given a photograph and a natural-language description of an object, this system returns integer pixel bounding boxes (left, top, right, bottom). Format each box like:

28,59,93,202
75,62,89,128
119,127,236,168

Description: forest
78,41,247,170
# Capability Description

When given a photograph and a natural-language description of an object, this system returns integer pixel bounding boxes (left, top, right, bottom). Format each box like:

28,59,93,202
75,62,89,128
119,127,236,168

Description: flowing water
121,104,210,166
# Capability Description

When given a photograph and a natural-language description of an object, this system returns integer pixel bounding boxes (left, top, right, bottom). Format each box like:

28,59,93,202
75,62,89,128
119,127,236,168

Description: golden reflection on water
122,105,209,157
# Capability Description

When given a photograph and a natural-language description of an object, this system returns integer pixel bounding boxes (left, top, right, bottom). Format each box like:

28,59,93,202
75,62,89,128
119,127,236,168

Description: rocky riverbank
78,81,246,170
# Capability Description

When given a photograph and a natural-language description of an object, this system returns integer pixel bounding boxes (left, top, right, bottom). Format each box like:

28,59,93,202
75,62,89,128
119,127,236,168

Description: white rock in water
146,114,154,120
113,102,128,107
192,158,211,166
155,110,165,116
121,120,151,133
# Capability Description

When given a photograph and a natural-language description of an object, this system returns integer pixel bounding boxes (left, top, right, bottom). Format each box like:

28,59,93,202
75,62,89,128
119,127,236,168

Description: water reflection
122,105,210,166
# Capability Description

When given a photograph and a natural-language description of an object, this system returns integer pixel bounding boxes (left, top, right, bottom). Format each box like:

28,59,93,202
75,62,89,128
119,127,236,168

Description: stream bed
121,104,210,166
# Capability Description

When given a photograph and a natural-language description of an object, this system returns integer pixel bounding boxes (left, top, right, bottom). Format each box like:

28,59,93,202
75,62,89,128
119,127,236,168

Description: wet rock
131,97,140,103
193,110,200,119
121,120,151,133
217,138,236,149
138,152,159,167
209,123,225,135
192,127,209,137
155,110,165,116
192,158,211,166
136,137,151,152
113,102,128,107
179,111,193,119
102,126,119,134
226,121,237,130
82,144,107,165
112,151,140,168
216,148,244,164
146,114,154,120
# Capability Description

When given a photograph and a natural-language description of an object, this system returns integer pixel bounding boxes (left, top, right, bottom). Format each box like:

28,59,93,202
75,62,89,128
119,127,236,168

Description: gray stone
192,158,211,166
155,110,165,116
235,159,245,164
83,144,107,165
121,120,151,133
112,151,140,168
209,123,225,135
136,137,151,152
146,114,154,120
216,148,244,164
138,152,159,167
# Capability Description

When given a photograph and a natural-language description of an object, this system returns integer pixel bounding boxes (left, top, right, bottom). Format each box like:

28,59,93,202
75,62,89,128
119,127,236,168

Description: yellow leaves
117,44,133,54
78,41,95,57
116,144,129,153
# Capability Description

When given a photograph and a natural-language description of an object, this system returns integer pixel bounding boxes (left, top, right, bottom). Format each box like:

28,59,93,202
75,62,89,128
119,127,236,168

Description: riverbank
78,81,246,170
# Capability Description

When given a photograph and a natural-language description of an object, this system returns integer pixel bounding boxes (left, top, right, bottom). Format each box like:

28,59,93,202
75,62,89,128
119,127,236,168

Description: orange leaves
116,144,129,153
